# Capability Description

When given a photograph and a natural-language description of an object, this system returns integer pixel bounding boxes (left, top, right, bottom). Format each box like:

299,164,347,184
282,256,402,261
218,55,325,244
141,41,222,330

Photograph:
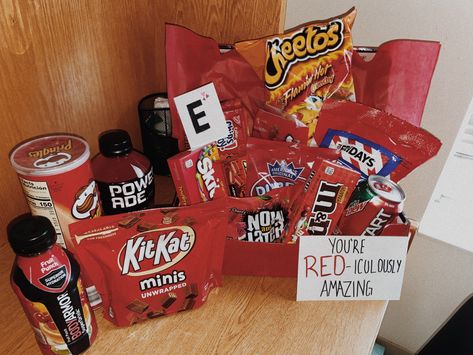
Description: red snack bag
217,99,250,160
223,156,248,198
227,185,301,243
253,107,309,144
235,8,357,145
245,137,339,196
166,24,265,151
288,159,360,241
314,99,442,181
353,40,441,127
168,143,227,205
70,200,228,327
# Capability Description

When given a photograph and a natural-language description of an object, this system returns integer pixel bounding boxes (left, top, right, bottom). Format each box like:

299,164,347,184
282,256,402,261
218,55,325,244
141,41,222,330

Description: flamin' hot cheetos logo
264,19,344,89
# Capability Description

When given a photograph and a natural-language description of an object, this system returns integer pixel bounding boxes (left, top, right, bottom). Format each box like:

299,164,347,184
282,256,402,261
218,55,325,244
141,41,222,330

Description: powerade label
319,129,401,179
97,166,154,215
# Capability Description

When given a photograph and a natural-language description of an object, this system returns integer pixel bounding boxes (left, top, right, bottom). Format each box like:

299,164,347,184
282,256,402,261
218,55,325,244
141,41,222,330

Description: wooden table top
0,176,387,354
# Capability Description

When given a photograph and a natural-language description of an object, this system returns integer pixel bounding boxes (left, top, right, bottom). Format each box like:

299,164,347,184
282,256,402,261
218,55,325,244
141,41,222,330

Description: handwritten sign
173,83,228,151
297,236,409,301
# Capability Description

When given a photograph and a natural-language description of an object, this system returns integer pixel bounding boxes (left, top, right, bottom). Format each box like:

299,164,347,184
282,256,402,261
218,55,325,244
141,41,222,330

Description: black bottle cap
98,129,133,157
7,215,57,256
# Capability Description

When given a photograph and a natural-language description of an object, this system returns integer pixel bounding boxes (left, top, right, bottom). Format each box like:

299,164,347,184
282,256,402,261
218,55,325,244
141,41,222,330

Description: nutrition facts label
19,177,65,246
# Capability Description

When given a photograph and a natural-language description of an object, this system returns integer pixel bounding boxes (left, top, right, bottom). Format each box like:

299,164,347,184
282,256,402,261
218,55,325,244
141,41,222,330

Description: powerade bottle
92,129,155,215
8,215,97,355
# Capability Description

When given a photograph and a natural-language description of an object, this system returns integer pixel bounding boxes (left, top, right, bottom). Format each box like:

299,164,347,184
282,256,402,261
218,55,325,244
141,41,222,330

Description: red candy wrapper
71,201,228,327
217,99,250,160
289,159,360,242
314,99,442,181
252,108,309,144
168,143,227,206
226,185,301,243
245,137,339,196
223,156,248,198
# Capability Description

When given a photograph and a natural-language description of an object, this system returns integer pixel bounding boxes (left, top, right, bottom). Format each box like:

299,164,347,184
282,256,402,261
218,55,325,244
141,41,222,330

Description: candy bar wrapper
353,40,441,127
235,8,357,145
314,99,442,182
244,137,339,197
165,24,265,151
288,158,360,241
226,185,302,243
252,107,309,144
70,200,228,327
168,143,227,206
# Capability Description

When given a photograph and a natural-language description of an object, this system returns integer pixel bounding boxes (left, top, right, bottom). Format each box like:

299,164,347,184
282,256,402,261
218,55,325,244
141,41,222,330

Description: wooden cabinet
0,0,286,232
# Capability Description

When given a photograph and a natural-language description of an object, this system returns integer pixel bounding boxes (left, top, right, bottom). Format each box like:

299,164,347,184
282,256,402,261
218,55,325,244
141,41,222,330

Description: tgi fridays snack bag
9,134,102,249
236,8,357,145
70,200,228,327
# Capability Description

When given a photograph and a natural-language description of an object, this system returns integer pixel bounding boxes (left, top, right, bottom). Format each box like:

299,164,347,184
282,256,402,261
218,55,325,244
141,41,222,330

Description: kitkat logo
118,226,195,276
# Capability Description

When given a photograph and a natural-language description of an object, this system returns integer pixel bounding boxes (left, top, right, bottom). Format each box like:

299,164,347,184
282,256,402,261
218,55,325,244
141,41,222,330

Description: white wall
285,1,473,353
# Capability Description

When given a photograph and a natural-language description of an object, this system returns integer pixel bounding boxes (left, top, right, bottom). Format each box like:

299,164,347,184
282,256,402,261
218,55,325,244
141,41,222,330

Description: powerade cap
7,215,57,256
98,129,133,157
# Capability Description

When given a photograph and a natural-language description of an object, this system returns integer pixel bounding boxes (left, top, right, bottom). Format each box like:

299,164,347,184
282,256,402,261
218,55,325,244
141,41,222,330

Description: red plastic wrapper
252,108,309,144
235,8,357,145
217,99,250,160
168,143,227,206
314,99,442,181
245,137,339,196
353,40,441,127
226,185,301,243
70,201,228,327
223,156,248,198
288,159,360,241
166,24,265,151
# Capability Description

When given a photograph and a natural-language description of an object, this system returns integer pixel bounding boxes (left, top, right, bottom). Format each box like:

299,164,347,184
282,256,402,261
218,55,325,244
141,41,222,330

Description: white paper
173,83,228,151
420,97,473,252
297,236,409,301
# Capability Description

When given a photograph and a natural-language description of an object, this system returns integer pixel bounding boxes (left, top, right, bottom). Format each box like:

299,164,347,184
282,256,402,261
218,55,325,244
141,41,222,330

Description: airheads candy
236,8,357,145
71,200,228,327
314,100,442,182
168,143,227,205
9,134,102,249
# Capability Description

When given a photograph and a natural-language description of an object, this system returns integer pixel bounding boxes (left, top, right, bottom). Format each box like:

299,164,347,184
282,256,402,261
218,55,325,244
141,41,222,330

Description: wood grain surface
0,237,386,354
0,0,286,241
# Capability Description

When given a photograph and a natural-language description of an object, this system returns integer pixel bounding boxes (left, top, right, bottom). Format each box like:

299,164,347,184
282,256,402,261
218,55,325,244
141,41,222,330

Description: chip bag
314,99,442,181
71,201,228,327
236,8,357,145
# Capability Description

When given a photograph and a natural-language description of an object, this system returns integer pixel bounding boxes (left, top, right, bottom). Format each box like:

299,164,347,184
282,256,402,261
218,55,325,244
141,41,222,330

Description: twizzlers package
236,8,357,144
168,143,227,206
71,201,228,327
314,100,442,181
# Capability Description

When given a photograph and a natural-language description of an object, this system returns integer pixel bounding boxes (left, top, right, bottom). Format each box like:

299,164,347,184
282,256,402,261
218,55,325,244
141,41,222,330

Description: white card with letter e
173,83,228,151
297,236,409,301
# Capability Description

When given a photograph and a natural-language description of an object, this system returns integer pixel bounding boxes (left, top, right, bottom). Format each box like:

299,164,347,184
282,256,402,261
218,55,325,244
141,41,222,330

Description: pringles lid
9,134,90,176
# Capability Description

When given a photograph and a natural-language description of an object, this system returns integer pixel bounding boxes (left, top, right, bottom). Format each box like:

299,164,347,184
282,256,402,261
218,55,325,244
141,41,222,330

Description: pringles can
9,134,102,249
335,175,405,236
